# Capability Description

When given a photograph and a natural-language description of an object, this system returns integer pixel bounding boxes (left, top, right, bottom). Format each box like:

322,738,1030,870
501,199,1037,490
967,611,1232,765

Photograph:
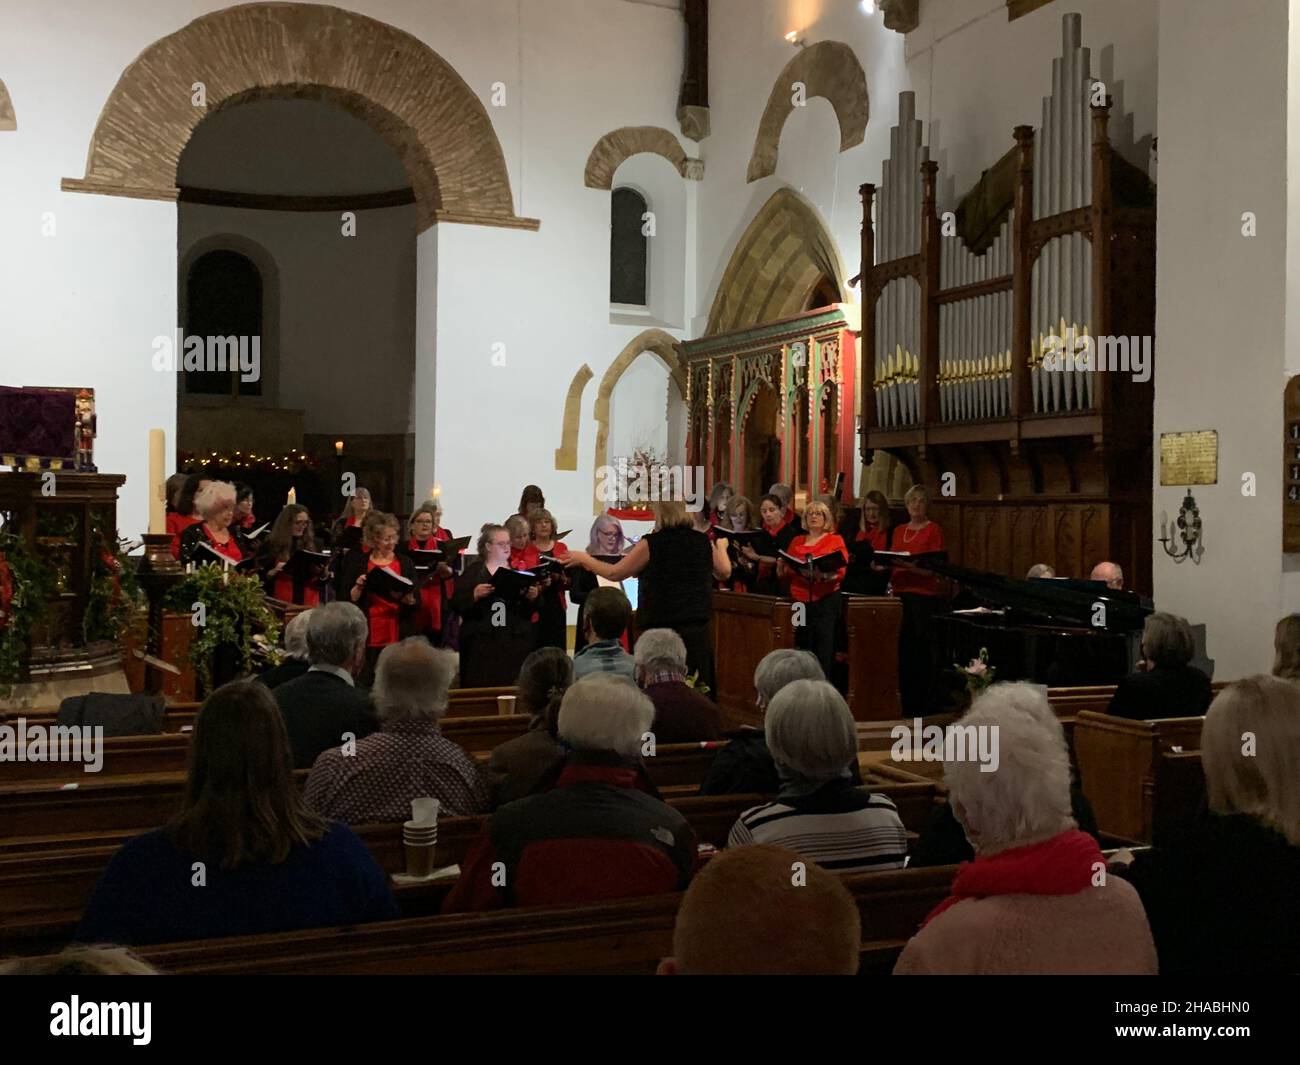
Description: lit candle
148,429,166,535
287,487,297,506
429,485,440,500
222,567,229,586
1159,511,1168,540
334,440,344,456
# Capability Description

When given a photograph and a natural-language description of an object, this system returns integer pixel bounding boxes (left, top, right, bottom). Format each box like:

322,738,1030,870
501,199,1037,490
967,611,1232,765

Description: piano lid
912,557,1153,633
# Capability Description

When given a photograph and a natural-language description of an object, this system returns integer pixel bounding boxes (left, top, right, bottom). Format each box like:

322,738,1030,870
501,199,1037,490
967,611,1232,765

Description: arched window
610,187,649,306
184,250,263,397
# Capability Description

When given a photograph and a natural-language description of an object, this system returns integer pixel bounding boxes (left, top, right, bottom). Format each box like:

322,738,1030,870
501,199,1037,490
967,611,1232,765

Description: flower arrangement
164,566,280,692
83,521,143,645
956,646,995,696
0,531,53,694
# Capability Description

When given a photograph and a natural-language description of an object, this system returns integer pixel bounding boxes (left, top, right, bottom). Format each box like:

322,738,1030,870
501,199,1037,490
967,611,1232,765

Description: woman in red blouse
506,514,540,572
260,504,322,606
178,481,245,567
341,512,417,681
888,484,946,714
530,508,569,651
777,500,848,678
166,473,207,559
407,502,454,644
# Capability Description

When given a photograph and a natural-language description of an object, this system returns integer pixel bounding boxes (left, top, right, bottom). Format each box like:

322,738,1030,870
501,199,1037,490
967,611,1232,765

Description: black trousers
667,620,715,700
897,593,941,715
796,594,840,681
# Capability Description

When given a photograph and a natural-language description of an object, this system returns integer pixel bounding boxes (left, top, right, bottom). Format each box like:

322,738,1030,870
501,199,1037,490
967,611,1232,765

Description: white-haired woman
727,679,906,872
888,484,946,714
701,648,825,796
444,673,697,912
257,607,314,690
894,681,1157,975
1106,611,1212,720
570,513,629,654
178,480,246,567
1117,676,1300,974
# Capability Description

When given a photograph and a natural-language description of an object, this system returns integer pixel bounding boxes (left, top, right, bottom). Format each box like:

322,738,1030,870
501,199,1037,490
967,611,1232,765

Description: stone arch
585,126,691,189
0,77,14,130
554,364,594,471
60,2,536,232
747,41,868,183
705,187,847,335
592,328,688,512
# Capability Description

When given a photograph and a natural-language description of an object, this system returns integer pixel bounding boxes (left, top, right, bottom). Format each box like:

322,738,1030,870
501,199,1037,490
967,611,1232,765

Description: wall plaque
1159,430,1218,487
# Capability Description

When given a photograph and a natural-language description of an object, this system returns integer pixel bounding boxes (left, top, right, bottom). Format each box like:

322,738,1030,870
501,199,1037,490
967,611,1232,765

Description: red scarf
921,829,1103,929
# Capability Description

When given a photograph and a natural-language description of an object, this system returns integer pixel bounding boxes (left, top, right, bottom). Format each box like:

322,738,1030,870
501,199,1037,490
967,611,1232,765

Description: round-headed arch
747,41,868,183
61,2,536,232
584,126,690,189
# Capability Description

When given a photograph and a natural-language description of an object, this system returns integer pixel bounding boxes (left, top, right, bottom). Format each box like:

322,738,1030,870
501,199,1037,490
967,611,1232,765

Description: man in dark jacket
443,674,697,911
1107,611,1212,721
273,602,377,769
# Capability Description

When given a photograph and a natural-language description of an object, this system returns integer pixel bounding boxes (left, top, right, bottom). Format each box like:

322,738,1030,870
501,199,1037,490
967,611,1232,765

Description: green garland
83,524,144,645
0,531,54,695
165,566,281,692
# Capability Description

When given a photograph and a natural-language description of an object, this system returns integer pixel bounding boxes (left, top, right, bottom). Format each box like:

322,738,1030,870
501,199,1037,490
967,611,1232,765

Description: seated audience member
443,674,697,912
306,638,490,822
701,649,825,795
658,844,860,975
1270,613,1300,681
571,586,636,681
1026,563,1055,579
728,680,906,872
1117,676,1300,975
273,603,377,769
894,683,1157,975
488,647,571,806
910,682,1099,867
1106,611,1212,720
633,628,721,743
76,681,397,946
1089,560,1123,589
0,945,158,976
258,608,313,690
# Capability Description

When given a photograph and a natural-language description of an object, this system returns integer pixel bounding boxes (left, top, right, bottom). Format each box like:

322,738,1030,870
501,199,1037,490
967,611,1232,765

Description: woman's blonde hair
1201,675,1300,845
904,484,929,506
362,511,400,548
528,508,558,539
652,500,694,529
803,500,834,529
1273,615,1300,680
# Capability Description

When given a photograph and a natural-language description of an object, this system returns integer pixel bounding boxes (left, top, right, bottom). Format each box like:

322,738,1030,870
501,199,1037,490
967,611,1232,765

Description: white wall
1153,0,1289,680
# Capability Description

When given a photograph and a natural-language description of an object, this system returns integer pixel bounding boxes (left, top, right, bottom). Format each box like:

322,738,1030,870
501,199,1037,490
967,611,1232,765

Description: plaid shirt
572,639,637,682
305,718,491,824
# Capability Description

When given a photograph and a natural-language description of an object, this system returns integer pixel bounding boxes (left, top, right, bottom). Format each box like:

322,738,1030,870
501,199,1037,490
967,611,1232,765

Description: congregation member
260,503,324,606
257,607,313,690
341,511,418,677
569,513,629,655
727,681,905,871
405,501,455,645
888,484,946,714
1026,563,1056,579
488,647,570,806
306,638,490,822
572,586,636,680
1106,610,1212,720
1089,560,1124,589
452,524,541,686
233,482,257,532
76,680,397,946
701,648,826,796
1116,675,1300,975
567,500,730,692
777,499,848,678
178,480,246,567
443,674,697,912
273,603,377,769
658,844,861,976
741,493,799,595
843,489,892,596
1272,613,1300,680
529,507,570,650
894,682,1157,975
633,628,721,743
166,472,206,558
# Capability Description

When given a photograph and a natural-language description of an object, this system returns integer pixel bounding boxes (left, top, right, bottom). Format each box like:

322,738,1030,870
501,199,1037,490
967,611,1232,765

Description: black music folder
712,526,763,545
779,548,847,577
490,567,543,597
335,525,363,552
365,565,414,602
283,548,331,582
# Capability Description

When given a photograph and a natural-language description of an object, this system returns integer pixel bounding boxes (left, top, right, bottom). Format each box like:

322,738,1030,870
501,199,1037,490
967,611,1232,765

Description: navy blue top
75,821,398,946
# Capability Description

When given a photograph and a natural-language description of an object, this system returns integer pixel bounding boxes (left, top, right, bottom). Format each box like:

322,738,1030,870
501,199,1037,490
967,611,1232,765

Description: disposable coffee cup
497,695,517,716
411,797,440,824
404,840,436,878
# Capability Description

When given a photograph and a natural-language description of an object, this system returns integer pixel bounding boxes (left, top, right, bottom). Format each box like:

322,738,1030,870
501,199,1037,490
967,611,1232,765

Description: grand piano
911,557,1154,687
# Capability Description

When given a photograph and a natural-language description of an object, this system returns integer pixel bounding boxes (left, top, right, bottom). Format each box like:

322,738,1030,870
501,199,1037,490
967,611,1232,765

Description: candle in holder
334,440,344,456
148,429,166,534
287,487,297,505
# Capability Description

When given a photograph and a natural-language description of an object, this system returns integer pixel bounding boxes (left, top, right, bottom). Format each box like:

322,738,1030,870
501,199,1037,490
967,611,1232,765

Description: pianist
1090,560,1123,590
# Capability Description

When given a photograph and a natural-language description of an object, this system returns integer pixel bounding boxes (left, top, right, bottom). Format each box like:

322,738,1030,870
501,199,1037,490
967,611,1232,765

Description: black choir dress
451,560,538,687
635,526,716,695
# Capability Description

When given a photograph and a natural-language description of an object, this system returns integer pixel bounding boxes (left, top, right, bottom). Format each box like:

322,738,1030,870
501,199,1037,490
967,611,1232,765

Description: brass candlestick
136,533,183,695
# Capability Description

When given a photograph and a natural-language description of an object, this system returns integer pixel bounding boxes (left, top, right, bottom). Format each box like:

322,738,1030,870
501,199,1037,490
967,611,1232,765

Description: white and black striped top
727,782,909,873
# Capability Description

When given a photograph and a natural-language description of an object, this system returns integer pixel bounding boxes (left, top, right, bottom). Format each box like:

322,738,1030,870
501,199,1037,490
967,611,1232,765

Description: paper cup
404,841,436,878
497,695,517,716
411,797,440,824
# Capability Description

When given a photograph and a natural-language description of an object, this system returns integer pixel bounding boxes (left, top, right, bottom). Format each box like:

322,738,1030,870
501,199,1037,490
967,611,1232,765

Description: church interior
1,0,1298,992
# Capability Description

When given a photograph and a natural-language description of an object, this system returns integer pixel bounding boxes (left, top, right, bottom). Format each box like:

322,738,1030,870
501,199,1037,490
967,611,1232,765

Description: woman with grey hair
727,680,906,872
257,607,314,690
178,480,247,568
305,638,490,823
700,649,829,795
633,628,721,743
1118,675,1300,974
444,674,697,912
1106,610,1211,720
895,681,1157,974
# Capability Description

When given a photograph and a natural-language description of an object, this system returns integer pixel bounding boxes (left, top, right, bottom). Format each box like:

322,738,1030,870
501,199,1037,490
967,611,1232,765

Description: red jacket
442,752,697,912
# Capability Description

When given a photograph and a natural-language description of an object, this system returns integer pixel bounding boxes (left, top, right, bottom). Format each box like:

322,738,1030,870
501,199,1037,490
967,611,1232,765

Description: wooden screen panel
711,590,795,729
843,596,902,721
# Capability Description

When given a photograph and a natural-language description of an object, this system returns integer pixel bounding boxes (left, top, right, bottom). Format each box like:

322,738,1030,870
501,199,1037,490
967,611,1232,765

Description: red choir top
784,533,848,603
888,522,944,597
856,524,889,552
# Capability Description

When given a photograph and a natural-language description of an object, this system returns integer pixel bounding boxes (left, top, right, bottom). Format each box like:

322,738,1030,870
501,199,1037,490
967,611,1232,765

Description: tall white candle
287,487,297,506
148,429,166,535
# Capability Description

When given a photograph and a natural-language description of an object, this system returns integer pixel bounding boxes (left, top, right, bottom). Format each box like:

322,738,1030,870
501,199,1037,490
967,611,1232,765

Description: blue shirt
76,822,397,946
572,639,637,682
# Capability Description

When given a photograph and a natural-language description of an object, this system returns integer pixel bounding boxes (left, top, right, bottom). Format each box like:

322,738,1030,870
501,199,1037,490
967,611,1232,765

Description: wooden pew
1151,749,1206,845
128,863,959,975
841,595,902,721
711,591,795,729
1072,710,1205,842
